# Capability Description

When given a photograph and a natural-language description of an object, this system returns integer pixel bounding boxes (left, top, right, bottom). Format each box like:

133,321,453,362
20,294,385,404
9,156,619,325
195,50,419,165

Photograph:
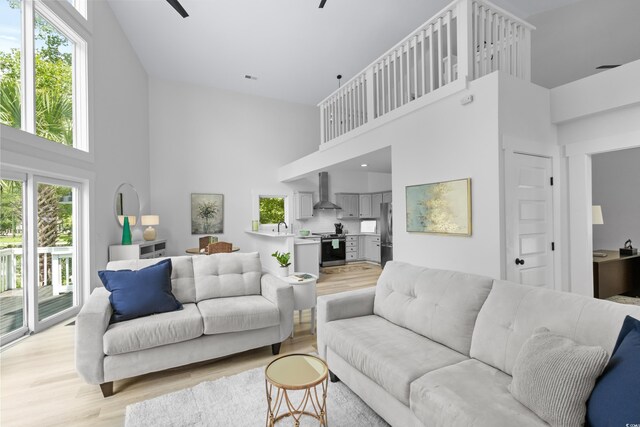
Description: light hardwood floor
0,263,381,427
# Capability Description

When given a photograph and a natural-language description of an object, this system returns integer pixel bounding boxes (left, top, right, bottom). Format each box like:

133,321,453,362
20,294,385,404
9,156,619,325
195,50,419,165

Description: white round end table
281,272,318,337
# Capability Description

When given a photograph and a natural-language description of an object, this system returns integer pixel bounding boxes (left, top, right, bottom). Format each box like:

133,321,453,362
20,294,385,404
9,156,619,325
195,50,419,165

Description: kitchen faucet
277,221,288,234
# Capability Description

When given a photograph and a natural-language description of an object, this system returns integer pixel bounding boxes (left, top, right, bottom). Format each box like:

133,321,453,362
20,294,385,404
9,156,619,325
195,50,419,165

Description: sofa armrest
317,287,376,359
261,274,294,342
75,287,112,385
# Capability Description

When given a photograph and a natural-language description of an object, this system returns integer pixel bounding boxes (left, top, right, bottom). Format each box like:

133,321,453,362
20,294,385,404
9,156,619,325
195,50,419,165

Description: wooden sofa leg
100,382,114,398
271,342,282,355
329,370,340,383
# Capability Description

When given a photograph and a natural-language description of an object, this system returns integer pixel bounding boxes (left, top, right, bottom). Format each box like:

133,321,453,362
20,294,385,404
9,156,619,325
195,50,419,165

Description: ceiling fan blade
319,0,327,8
596,65,620,70
166,0,189,18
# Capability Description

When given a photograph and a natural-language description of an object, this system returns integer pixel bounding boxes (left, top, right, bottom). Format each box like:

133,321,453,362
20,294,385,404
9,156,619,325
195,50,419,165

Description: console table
593,249,640,299
109,239,167,261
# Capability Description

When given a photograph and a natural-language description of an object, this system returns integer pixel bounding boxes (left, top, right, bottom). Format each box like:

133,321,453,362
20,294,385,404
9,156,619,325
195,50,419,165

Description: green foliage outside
259,197,285,224
0,2,74,145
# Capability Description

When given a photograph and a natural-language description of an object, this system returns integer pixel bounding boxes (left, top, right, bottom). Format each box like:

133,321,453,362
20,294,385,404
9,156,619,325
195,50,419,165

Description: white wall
148,78,319,260
528,0,640,89
592,147,640,250
391,75,501,277
92,0,150,282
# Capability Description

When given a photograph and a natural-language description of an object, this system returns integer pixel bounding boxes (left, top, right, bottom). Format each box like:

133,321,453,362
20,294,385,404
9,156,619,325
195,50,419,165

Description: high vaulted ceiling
107,0,582,105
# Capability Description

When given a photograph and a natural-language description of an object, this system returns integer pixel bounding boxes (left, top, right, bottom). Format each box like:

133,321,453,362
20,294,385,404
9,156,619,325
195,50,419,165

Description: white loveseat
317,261,640,426
76,252,293,397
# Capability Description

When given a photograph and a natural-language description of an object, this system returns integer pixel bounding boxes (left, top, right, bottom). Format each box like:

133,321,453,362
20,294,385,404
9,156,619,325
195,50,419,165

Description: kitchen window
360,220,376,233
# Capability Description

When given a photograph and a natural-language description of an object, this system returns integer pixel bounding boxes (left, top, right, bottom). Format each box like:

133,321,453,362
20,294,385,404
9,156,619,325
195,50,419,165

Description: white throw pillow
508,327,608,427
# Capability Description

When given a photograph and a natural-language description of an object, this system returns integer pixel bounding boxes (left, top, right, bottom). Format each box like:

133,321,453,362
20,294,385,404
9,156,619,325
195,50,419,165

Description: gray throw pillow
508,327,608,427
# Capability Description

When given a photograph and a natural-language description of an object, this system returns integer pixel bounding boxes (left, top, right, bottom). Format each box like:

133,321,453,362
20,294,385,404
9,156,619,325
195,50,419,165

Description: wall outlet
460,94,474,105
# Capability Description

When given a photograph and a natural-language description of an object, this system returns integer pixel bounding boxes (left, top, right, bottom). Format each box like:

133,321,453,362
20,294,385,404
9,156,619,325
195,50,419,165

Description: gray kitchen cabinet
336,193,359,219
358,235,366,259
295,191,314,219
371,193,383,218
346,235,358,262
382,192,392,204
364,235,381,263
359,194,372,218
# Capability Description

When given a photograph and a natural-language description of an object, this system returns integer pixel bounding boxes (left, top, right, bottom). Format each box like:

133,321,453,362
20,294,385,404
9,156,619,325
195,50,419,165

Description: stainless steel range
313,232,346,267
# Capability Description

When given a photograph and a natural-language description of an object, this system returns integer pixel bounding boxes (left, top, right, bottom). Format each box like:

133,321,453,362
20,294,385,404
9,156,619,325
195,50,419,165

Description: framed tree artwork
191,193,224,234
406,178,472,236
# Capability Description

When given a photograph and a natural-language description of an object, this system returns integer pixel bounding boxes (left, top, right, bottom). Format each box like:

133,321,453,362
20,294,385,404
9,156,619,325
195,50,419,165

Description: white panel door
505,153,555,288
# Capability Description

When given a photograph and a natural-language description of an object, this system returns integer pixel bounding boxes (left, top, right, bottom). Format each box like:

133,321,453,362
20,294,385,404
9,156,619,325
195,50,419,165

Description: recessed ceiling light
244,75,258,80
361,163,368,167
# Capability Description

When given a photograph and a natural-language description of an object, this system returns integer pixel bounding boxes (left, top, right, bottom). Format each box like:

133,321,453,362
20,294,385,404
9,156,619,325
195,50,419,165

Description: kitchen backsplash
293,209,360,234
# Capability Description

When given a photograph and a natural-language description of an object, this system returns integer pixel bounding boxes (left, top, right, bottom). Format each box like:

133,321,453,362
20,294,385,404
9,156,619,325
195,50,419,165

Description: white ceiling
106,0,582,106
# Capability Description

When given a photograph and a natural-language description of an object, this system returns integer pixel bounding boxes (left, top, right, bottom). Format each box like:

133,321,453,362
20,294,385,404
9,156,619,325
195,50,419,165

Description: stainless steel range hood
313,172,341,210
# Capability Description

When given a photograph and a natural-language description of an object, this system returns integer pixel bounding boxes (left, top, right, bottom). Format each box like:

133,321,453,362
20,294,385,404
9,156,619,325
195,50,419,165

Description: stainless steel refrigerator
380,202,393,268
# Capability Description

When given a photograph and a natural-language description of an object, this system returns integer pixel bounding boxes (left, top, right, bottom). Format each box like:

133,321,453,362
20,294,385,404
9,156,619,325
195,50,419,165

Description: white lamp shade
118,215,137,226
141,215,160,226
592,205,604,225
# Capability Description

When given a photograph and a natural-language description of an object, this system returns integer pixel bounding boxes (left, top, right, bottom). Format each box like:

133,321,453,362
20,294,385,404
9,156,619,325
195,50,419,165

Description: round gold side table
265,354,328,426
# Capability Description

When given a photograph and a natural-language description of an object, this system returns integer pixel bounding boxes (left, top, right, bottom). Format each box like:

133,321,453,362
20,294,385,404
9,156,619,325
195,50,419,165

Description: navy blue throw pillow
586,315,640,427
98,258,182,323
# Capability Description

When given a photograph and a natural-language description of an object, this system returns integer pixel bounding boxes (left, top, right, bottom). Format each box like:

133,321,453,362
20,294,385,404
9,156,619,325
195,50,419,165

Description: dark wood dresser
593,250,640,299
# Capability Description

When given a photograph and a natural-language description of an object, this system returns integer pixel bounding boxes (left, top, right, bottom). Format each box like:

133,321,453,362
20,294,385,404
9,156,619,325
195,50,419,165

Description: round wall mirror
114,183,140,226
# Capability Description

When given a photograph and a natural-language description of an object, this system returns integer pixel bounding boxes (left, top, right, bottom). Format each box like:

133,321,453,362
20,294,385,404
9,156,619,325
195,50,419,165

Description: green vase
122,216,132,245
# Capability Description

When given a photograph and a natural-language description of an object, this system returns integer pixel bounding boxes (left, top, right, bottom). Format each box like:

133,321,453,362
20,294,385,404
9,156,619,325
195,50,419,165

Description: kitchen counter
294,239,321,245
245,230,296,238
345,233,380,236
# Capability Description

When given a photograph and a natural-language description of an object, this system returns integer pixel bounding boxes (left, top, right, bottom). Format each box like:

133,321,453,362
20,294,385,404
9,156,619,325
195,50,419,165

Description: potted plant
271,251,291,277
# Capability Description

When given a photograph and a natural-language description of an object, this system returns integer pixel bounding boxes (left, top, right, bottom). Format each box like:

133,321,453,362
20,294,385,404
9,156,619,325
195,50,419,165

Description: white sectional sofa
317,261,640,426
76,252,293,397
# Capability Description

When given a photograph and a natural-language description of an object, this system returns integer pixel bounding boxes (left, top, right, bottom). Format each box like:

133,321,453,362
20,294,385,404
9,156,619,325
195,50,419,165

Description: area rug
125,366,388,427
607,295,640,306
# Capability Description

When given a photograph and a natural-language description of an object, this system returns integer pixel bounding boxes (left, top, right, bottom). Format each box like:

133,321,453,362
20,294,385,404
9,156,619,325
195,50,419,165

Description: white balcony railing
318,0,534,145
0,246,73,295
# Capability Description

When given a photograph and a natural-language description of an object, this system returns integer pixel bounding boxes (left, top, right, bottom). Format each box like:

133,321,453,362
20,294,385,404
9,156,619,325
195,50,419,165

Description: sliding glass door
36,181,77,322
1,173,82,345
0,176,28,342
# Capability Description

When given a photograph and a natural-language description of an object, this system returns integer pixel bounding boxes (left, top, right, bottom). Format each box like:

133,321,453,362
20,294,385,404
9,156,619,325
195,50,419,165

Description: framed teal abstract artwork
406,178,472,236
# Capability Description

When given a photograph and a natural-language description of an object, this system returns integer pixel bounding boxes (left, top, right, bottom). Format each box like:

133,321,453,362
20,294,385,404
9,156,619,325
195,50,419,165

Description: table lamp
592,206,606,257
592,205,603,225
141,215,160,241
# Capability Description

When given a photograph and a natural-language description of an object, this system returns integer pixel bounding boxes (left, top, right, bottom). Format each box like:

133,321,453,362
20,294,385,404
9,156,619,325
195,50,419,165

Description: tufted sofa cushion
192,252,262,302
470,280,640,375
106,256,196,304
373,261,493,355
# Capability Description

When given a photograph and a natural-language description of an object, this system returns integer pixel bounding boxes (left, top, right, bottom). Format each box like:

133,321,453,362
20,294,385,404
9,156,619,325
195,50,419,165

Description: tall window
0,0,22,129
0,0,88,150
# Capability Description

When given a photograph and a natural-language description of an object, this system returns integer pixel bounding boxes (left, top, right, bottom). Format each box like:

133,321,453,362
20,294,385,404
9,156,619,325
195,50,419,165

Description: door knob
515,258,525,265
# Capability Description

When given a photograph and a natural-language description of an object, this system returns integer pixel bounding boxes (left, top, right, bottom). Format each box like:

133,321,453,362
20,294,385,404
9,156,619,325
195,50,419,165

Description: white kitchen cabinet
294,240,320,277
371,193,383,218
359,194,372,218
363,235,381,263
382,192,392,204
346,235,358,262
358,236,366,259
295,191,314,220
336,193,359,219
109,239,167,261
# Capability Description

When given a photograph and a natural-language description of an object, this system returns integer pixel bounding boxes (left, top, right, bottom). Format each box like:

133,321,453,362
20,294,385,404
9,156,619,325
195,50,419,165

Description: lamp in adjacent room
592,205,604,225
592,206,606,257
141,215,160,241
